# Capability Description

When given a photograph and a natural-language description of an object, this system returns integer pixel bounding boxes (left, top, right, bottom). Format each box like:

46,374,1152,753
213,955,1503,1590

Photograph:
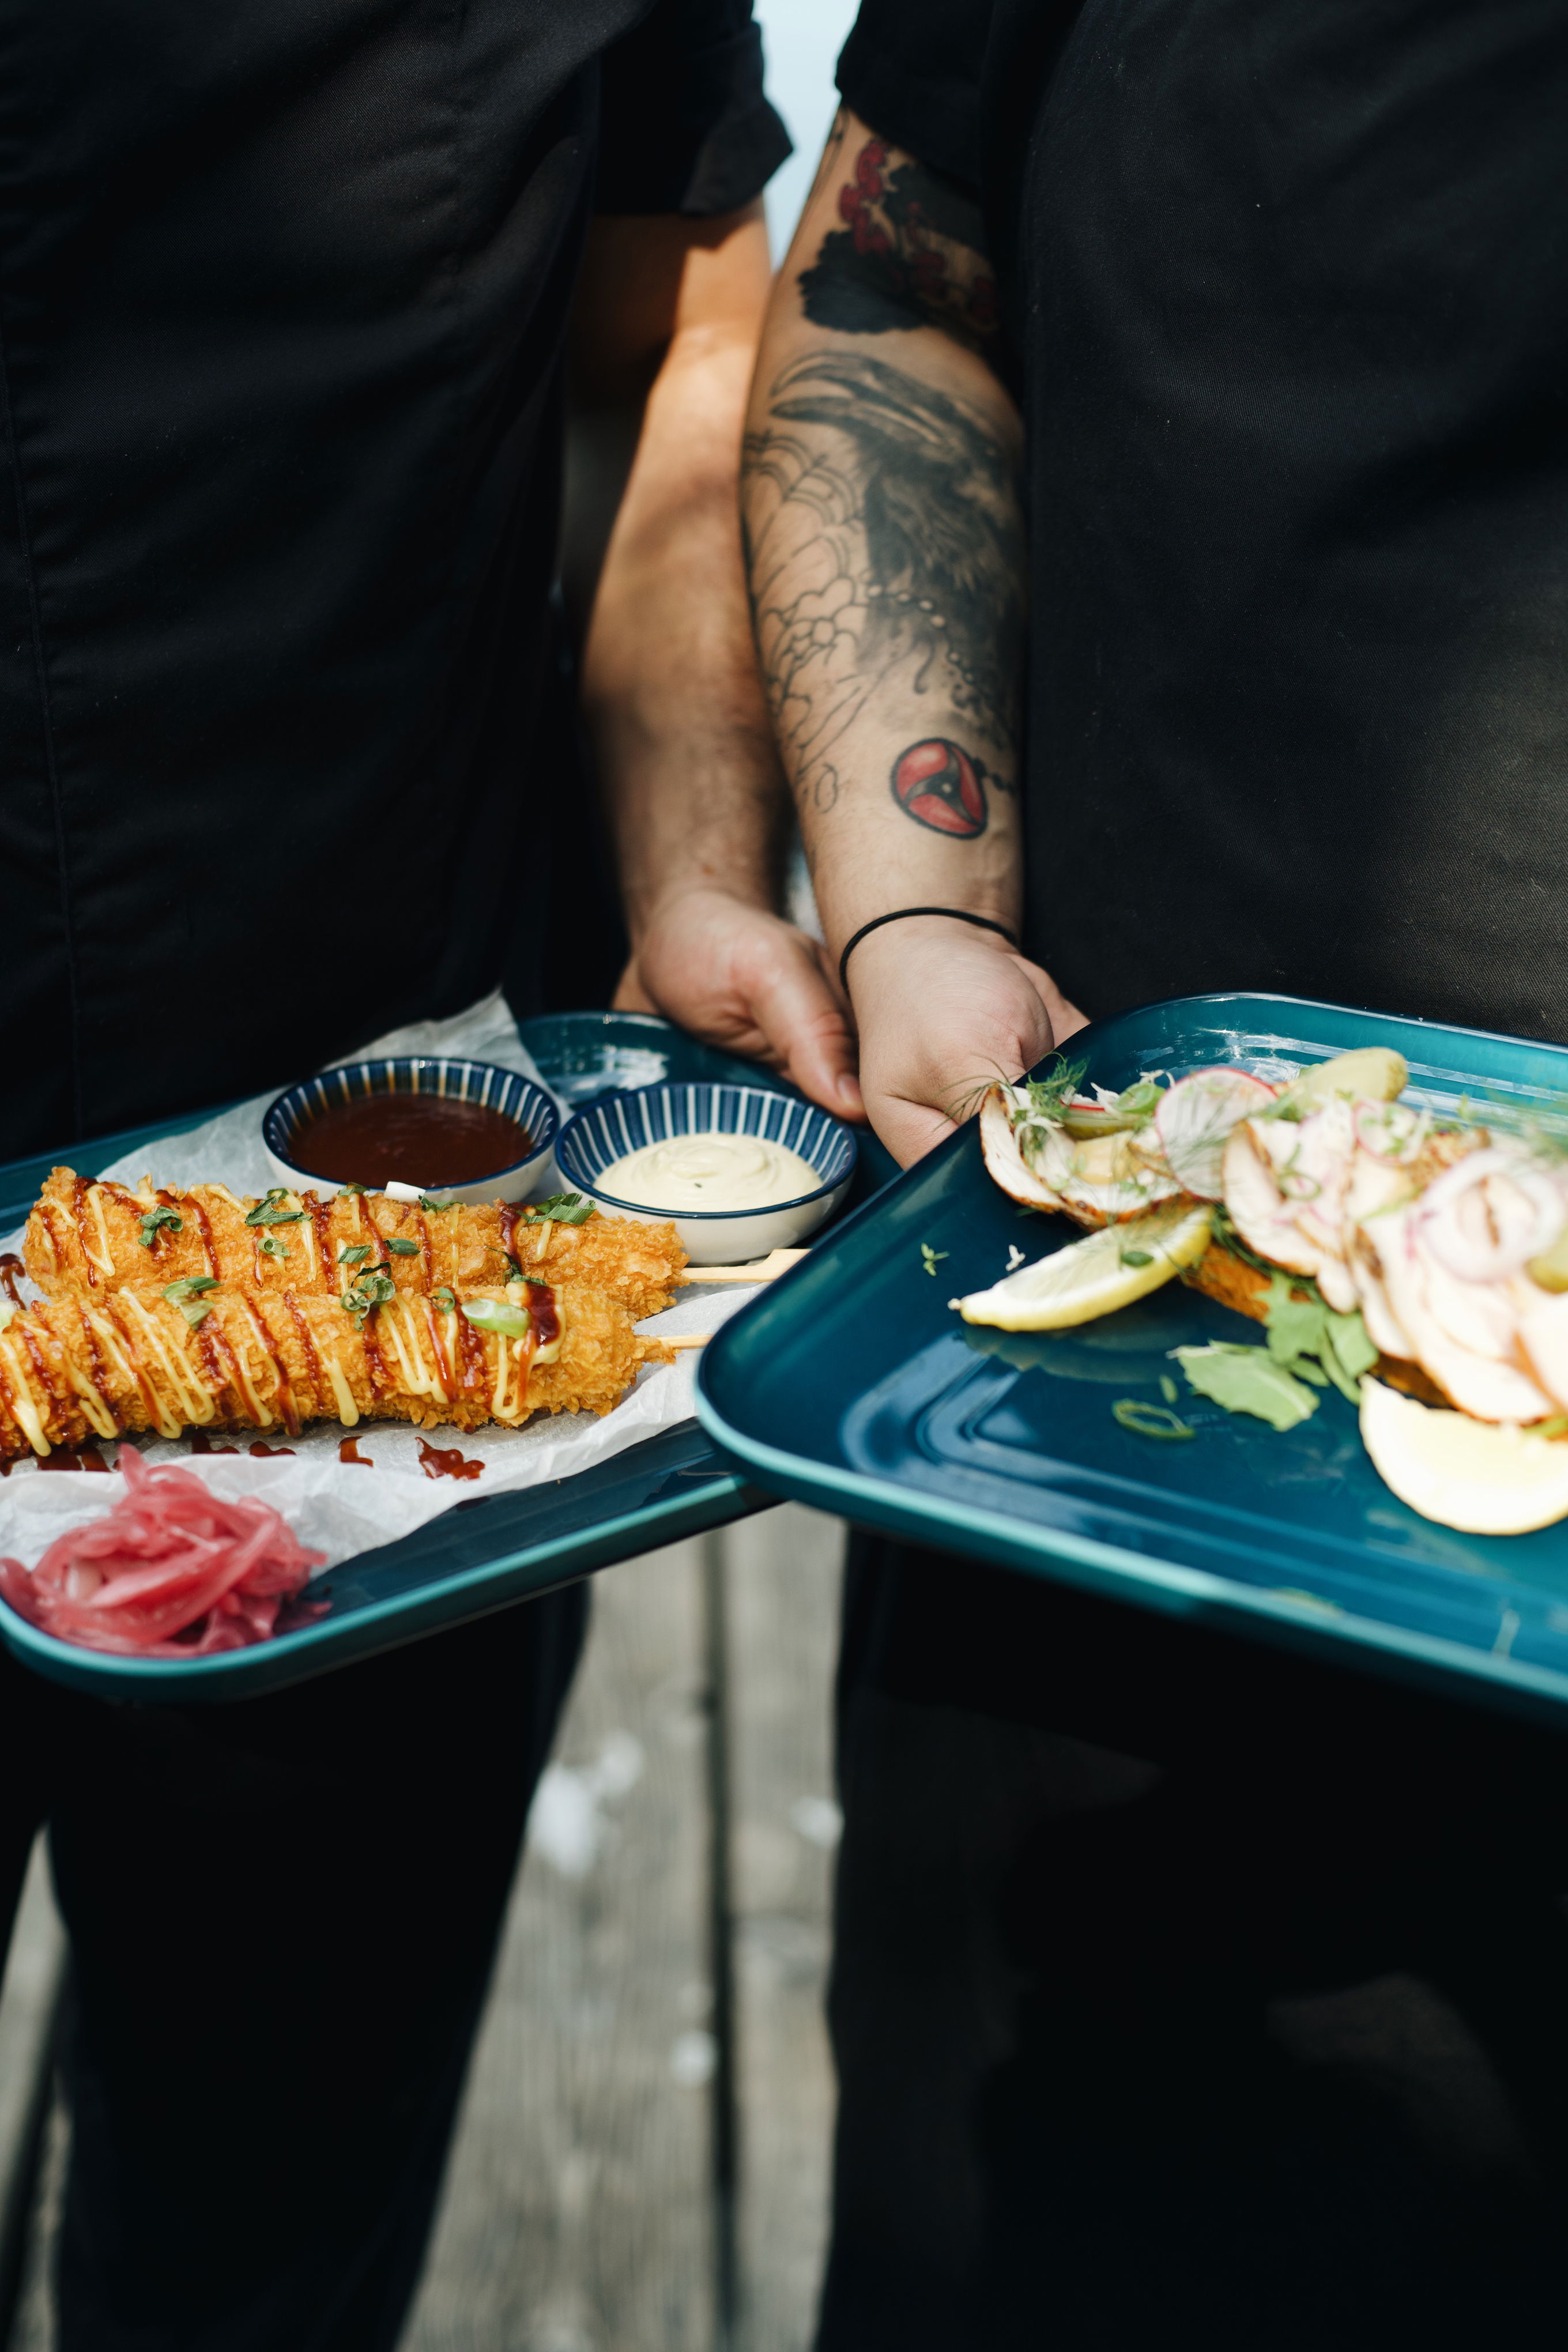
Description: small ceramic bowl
262,1057,559,1206
556,1081,857,1265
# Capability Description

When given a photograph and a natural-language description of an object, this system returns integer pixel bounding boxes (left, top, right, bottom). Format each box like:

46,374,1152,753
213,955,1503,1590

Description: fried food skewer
24,1170,687,1321
0,1277,672,1461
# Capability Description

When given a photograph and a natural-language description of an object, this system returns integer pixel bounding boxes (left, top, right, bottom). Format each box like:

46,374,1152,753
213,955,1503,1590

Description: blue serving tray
697,994,1568,1727
0,1013,815,1702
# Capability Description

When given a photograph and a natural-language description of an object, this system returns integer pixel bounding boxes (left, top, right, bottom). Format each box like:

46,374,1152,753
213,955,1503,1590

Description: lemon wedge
955,1200,1213,1332
1359,1377,1568,1534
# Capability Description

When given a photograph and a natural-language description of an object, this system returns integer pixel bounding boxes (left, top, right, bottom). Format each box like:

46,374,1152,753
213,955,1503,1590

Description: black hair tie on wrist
838,906,1020,997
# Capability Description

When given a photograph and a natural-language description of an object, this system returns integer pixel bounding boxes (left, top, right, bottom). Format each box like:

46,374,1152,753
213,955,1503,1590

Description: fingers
741,934,864,1119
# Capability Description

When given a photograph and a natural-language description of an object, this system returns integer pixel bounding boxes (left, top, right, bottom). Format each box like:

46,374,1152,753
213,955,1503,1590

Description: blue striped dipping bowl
557,1081,857,1265
262,1057,559,1206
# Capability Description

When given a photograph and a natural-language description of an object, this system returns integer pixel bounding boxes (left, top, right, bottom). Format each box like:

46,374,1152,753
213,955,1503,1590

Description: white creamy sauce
598,1130,819,1213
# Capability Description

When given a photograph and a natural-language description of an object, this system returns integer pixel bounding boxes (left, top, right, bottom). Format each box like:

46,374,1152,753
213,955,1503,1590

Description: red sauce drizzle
17,1317,69,1435
309,1197,337,1293
417,1437,484,1482
282,1291,329,1418
360,1311,386,1399
191,1431,239,1456
339,1435,373,1466
456,1303,487,1394
424,1298,454,1405
498,1203,521,1270
71,1175,100,1288
105,1298,164,1436
0,1255,26,1310
249,1441,295,1457
246,1300,300,1438
186,1194,220,1279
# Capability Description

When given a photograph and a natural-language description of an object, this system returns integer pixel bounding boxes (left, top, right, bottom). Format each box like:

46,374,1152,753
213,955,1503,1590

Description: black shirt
0,0,787,1159
839,0,1568,1045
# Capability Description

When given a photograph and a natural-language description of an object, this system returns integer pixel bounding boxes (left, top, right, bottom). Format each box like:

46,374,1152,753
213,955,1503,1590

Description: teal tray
0,1013,820,1702
698,994,1568,1727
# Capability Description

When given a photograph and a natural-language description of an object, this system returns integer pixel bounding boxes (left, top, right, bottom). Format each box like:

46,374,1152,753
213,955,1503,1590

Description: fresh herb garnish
461,1296,532,1340
138,1204,182,1250
341,1272,396,1322
1120,1247,1154,1269
340,1183,368,1196
1112,1399,1195,1441
419,1195,461,1213
258,1233,289,1261
432,1286,456,1313
163,1275,220,1329
386,1237,420,1256
920,1244,949,1276
1159,1373,1179,1405
337,1243,371,1265
525,1192,593,1227
244,1189,306,1228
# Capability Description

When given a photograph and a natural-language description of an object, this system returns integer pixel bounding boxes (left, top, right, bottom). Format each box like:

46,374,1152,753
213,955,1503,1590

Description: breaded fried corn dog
24,1170,687,1320
0,1278,670,1460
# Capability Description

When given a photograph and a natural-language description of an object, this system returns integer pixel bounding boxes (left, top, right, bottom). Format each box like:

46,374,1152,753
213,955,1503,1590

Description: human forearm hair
742,111,1026,946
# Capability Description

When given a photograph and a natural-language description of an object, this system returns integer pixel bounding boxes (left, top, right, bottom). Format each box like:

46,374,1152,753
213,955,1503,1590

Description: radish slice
1154,1069,1276,1199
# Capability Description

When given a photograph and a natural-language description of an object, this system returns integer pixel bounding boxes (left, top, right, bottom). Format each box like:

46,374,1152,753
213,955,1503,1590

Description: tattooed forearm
798,123,999,353
742,349,1024,826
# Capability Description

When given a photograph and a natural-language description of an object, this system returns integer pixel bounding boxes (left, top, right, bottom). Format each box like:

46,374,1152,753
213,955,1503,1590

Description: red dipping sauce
289,1095,530,1188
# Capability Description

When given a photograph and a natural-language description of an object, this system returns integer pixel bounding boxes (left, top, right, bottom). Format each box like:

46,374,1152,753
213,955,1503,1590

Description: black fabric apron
1002,0,1568,1036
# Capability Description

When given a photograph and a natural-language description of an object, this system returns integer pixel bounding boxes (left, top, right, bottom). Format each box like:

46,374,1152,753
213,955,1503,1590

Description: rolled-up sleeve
596,0,792,216
834,0,995,191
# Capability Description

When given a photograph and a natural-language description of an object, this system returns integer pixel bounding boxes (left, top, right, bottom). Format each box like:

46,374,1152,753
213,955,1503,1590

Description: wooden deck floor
1,1503,844,2352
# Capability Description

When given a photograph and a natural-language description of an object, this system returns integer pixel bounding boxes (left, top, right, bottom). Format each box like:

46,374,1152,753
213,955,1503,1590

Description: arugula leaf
162,1276,218,1305
138,1204,183,1250
461,1296,532,1340
386,1237,420,1256
1263,1275,1375,1405
525,1192,593,1227
337,1243,371,1265
1171,1343,1321,1431
244,1189,306,1228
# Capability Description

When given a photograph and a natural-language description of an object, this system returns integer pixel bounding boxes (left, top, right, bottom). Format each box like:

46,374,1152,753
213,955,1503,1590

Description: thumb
748,936,864,1121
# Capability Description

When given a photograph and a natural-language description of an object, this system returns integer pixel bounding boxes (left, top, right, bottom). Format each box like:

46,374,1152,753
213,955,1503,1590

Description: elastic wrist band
838,906,1019,996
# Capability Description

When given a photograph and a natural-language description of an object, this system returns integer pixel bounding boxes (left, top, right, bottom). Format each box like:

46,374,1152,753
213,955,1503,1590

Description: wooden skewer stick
678,1248,809,1284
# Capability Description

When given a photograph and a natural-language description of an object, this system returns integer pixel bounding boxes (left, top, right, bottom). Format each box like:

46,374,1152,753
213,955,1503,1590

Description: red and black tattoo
799,134,1000,352
890,739,993,837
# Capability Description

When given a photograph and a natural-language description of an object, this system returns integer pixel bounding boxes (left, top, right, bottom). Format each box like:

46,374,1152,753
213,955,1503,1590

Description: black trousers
817,1538,1568,2350
0,1584,586,2352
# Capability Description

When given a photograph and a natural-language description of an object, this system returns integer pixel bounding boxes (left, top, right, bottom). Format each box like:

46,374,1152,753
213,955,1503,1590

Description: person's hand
616,885,864,1120
846,917,1088,1165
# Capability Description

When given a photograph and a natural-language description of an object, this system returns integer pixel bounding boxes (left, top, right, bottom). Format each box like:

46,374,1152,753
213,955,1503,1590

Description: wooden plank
405,1539,717,2352
1,1838,66,2352
723,1506,842,2352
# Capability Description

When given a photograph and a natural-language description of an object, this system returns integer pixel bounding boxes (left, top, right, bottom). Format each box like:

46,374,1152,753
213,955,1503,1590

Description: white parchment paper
0,995,760,1574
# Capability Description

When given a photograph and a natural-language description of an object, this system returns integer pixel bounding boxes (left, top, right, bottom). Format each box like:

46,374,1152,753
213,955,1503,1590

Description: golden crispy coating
0,1280,670,1460
24,1170,687,1321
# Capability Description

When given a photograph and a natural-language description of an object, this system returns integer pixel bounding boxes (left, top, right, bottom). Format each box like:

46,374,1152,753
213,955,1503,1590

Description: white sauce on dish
597,1131,820,1213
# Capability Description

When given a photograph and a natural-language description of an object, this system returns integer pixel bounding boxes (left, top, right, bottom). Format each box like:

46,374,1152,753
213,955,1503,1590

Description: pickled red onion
0,1446,325,1657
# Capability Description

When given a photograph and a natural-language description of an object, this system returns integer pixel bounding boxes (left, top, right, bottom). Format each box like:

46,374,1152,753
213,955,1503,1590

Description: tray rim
695,988,1568,1726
